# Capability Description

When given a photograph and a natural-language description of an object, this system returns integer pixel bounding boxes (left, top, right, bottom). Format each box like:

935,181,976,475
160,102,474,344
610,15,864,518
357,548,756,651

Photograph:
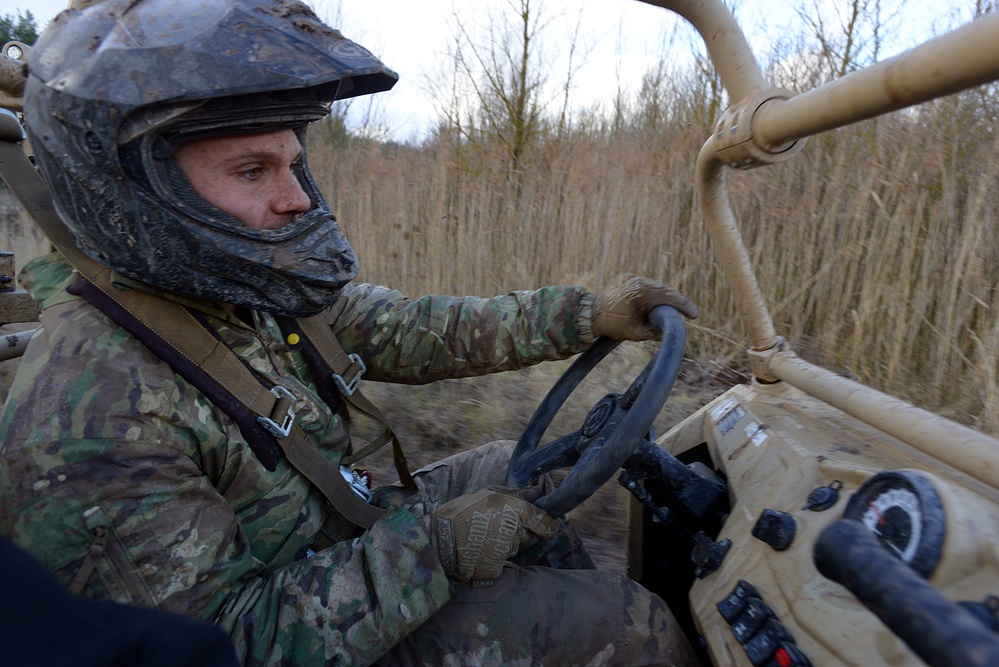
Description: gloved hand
592,277,698,342
429,487,559,583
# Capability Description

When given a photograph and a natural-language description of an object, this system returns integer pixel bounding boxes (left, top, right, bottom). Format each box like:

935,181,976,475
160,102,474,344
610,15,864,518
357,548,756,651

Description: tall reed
311,94,999,436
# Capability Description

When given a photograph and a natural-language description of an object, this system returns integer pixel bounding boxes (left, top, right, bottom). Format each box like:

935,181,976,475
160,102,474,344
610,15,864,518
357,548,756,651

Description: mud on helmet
23,0,397,316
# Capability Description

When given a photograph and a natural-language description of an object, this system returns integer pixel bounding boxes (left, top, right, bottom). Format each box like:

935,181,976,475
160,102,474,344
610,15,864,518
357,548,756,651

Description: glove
591,277,698,342
429,488,559,583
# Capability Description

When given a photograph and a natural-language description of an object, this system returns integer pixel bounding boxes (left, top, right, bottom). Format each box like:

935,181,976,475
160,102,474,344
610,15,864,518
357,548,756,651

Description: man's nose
272,171,311,215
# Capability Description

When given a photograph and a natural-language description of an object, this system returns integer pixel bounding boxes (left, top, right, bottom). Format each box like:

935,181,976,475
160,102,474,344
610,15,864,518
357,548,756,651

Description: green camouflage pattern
375,441,697,666
378,567,698,667
0,252,596,666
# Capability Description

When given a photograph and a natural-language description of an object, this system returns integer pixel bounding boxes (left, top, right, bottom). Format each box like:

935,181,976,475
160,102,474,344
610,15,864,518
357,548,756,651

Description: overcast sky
2,0,959,141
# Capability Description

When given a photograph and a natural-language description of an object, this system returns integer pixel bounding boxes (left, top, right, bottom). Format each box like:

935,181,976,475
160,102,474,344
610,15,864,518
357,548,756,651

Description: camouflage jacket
0,252,596,666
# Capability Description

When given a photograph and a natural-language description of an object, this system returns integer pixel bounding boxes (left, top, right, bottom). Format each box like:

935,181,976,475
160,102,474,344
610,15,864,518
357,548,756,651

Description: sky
1,0,959,142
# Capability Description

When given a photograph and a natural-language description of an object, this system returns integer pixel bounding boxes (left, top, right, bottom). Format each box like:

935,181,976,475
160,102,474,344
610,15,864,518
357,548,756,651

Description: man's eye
238,167,264,180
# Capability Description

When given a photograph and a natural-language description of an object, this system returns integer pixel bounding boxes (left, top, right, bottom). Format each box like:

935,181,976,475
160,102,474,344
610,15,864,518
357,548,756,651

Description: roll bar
639,1,999,490
755,14,999,147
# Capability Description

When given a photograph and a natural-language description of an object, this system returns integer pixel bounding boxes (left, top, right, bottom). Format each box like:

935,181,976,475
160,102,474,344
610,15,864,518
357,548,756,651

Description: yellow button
287,333,301,345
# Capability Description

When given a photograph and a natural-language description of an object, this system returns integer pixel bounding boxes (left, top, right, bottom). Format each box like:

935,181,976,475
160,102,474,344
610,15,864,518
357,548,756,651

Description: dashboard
647,379,999,666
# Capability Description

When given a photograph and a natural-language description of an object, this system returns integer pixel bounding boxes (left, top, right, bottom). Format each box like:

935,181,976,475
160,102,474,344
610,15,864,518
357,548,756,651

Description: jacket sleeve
326,284,597,383
0,296,451,667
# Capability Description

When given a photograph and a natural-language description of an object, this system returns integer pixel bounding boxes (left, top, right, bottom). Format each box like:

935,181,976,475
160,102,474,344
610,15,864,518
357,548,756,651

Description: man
0,1,698,664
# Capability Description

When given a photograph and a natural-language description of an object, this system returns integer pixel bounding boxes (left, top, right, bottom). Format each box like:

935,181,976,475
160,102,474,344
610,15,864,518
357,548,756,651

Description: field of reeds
310,90,999,442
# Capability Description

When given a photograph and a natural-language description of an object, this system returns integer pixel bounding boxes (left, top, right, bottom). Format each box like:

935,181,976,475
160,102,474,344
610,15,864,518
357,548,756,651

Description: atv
3,1,999,666
506,2,999,664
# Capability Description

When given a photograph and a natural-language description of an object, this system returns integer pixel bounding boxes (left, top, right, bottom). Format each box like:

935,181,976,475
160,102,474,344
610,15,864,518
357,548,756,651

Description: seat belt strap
279,423,387,528
295,317,417,490
0,112,387,529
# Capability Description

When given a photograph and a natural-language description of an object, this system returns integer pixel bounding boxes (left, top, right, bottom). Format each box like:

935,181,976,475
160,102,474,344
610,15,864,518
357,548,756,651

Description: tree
436,0,586,175
0,10,39,46
793,0,908,79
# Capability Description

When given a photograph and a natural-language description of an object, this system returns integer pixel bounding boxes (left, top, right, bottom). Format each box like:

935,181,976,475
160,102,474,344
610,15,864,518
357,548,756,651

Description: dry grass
313,95,999,437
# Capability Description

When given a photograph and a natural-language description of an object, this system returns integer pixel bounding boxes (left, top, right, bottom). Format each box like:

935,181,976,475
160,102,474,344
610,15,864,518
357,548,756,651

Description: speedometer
841,470,945,578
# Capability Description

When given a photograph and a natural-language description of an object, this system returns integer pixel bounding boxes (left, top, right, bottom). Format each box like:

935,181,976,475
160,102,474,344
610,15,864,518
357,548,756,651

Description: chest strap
289,317,416,490
0,113,409,530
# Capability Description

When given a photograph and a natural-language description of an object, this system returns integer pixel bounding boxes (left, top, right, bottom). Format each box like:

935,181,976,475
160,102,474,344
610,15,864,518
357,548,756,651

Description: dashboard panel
651,380,999,666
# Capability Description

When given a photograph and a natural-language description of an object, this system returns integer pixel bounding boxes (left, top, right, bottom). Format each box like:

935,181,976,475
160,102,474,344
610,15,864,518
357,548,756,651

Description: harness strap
66,277,283,469
293,317,416,490
0,114,393,531
67,525,108,597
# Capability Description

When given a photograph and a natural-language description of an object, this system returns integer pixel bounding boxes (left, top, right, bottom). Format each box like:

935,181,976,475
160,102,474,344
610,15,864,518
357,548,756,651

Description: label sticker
711,397,738,421
717,403,747,436
745,422,769,446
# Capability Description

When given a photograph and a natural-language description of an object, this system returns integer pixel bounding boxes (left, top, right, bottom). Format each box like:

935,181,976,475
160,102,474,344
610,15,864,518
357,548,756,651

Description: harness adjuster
332,353,366,396
258,385,296,438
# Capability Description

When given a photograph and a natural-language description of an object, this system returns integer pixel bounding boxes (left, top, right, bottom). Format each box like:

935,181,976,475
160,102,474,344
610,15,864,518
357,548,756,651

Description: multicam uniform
0,253,695,666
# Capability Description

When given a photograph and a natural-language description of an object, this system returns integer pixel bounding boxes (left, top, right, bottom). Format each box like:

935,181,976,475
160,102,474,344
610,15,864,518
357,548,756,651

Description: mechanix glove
592,277,699,342
429,487,559,583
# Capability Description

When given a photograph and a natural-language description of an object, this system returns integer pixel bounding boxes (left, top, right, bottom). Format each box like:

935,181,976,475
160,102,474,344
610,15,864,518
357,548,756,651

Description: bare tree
627,5,727,135
435,0,587,174
794,0,908,79
308,0,392,143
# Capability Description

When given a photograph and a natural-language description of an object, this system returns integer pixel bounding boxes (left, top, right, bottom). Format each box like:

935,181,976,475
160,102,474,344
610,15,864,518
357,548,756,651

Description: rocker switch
767,642,813,667
730,597,773,643
717,579,762,622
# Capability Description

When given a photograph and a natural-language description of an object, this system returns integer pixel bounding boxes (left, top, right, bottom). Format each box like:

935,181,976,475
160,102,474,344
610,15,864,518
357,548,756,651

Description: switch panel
717,580,812,666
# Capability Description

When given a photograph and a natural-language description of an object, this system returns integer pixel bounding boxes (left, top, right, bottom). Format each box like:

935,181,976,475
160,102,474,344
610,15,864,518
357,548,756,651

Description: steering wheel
505,305,687,517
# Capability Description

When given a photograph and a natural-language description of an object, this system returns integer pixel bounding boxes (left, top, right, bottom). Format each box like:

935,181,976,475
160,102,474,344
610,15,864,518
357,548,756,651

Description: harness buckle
332,353,366,396
258,385,296,438
340,466,373,503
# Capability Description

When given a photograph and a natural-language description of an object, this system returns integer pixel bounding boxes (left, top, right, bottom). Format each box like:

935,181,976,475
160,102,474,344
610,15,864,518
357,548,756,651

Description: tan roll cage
640,0,999,491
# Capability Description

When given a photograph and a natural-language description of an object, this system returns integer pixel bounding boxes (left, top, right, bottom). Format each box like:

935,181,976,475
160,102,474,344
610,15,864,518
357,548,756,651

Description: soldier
0,0,698,665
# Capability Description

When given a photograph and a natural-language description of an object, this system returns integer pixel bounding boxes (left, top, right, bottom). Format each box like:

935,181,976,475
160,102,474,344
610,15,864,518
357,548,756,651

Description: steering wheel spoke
506,430,583,487
621,363,653,408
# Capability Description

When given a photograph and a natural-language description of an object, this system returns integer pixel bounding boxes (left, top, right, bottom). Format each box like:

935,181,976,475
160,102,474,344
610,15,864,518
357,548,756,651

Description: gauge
841,470,945,578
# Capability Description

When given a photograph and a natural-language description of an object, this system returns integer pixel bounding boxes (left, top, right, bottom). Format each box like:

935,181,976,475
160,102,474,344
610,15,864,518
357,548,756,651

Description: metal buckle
340,465,373,503
332,353,366,396
257,385,296,438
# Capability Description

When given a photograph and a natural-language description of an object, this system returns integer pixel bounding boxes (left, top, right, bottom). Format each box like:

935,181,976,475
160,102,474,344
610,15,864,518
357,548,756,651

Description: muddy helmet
23,0,397,316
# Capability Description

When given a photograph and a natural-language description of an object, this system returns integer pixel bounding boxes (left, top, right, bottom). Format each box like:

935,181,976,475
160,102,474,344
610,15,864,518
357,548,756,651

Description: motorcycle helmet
24,0,397,315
